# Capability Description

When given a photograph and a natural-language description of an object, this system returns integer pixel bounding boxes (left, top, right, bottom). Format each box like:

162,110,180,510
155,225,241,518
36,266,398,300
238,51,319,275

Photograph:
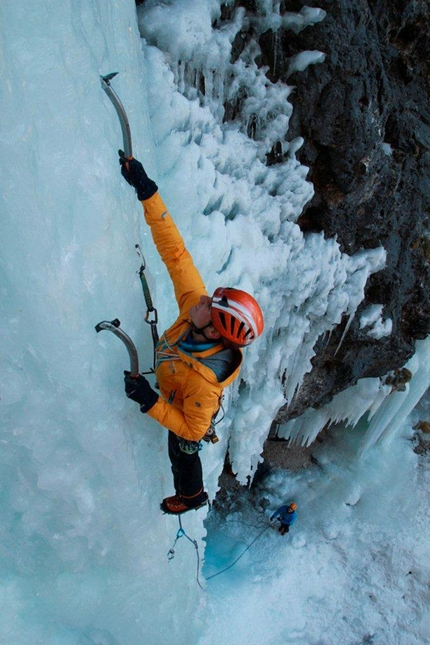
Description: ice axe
95,318,140,378
100,72,133,161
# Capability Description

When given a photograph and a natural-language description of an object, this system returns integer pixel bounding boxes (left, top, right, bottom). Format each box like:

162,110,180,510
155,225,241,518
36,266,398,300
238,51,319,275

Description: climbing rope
225,518,269,529
204,524,271,582
167,516,272,589
167,516,204,590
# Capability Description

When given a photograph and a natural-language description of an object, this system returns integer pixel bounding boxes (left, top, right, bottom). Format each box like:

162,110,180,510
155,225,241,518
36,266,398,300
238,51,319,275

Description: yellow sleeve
141,193,208,315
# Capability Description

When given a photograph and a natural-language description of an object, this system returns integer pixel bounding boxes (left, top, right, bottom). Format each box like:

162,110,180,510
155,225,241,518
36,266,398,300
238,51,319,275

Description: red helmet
211,287,264,347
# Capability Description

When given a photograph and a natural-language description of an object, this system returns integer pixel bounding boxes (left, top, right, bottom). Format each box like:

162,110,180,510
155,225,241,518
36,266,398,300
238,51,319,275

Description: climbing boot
160,489,208,515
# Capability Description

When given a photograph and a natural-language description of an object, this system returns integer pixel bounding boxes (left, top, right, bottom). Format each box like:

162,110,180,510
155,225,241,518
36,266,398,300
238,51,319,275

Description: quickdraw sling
135,244,159,371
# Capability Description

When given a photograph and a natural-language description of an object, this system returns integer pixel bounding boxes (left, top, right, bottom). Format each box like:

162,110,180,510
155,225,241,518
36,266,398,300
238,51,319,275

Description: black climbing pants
168,431,203,497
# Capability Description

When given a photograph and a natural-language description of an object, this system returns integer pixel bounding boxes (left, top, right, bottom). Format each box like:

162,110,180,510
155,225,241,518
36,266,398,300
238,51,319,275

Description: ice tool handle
100,72,133,159
95,318,139,378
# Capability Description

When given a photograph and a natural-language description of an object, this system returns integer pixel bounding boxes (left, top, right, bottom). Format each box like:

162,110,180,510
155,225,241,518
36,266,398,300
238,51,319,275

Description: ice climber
271,502,298,535
119,152,264,515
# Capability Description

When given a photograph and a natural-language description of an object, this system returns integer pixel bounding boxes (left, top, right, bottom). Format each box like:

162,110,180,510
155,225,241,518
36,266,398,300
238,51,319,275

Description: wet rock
414,420,430,433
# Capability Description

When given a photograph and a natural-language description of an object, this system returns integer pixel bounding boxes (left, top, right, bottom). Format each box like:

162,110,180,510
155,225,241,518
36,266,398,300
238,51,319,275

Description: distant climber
119,152,264,515
271,502,298,535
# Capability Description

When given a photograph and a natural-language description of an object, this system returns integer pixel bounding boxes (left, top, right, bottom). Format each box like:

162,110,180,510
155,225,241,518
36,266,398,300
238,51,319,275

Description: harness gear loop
178,439,202,454
202,397,225,444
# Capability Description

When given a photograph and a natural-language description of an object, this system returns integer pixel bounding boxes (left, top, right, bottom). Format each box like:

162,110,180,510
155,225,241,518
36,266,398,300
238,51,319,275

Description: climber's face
189,295,213,328
189,296,221,341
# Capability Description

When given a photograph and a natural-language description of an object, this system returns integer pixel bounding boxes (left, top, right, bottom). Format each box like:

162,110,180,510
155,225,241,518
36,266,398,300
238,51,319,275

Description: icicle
177,60,185,95
358,388,409,456
282,347,302,406
324,329,332,347
273,29,278,79
213,66,224,106
334,311,355,356
359,337,430,456
279,408,330,447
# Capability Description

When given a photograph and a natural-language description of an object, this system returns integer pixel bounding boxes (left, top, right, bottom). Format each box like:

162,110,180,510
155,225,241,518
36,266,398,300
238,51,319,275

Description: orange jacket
141,192,242,442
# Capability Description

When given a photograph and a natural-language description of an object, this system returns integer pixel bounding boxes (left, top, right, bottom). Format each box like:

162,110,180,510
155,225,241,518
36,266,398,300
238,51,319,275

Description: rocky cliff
137,0,430,427
241,0,430,423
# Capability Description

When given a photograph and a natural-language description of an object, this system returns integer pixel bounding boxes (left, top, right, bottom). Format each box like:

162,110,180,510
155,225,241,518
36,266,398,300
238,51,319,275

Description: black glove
124,372,159,413
118,150,158,201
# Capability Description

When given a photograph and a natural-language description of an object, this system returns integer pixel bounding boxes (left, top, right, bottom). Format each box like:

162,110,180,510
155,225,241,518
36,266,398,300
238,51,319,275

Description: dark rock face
221,0,430,421
257,0,430,422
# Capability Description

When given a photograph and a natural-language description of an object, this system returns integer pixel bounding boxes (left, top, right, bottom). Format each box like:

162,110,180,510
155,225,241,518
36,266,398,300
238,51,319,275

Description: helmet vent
219,311,227,330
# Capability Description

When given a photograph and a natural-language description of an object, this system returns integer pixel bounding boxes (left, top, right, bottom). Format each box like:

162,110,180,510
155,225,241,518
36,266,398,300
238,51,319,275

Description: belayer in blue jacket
270,502,297,535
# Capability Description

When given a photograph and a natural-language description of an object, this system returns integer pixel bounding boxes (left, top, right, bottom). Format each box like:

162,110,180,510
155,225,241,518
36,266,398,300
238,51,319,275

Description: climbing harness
167,516,204,590
178,438,202,455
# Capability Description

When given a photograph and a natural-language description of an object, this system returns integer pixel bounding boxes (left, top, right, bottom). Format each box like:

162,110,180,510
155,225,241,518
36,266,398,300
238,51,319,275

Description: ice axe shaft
100,73,133,159
95,318,139,377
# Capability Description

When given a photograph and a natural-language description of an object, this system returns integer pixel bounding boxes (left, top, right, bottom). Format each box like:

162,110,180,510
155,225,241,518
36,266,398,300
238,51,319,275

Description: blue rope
204,525,271,581
167,515,274,589
167,517,272,589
